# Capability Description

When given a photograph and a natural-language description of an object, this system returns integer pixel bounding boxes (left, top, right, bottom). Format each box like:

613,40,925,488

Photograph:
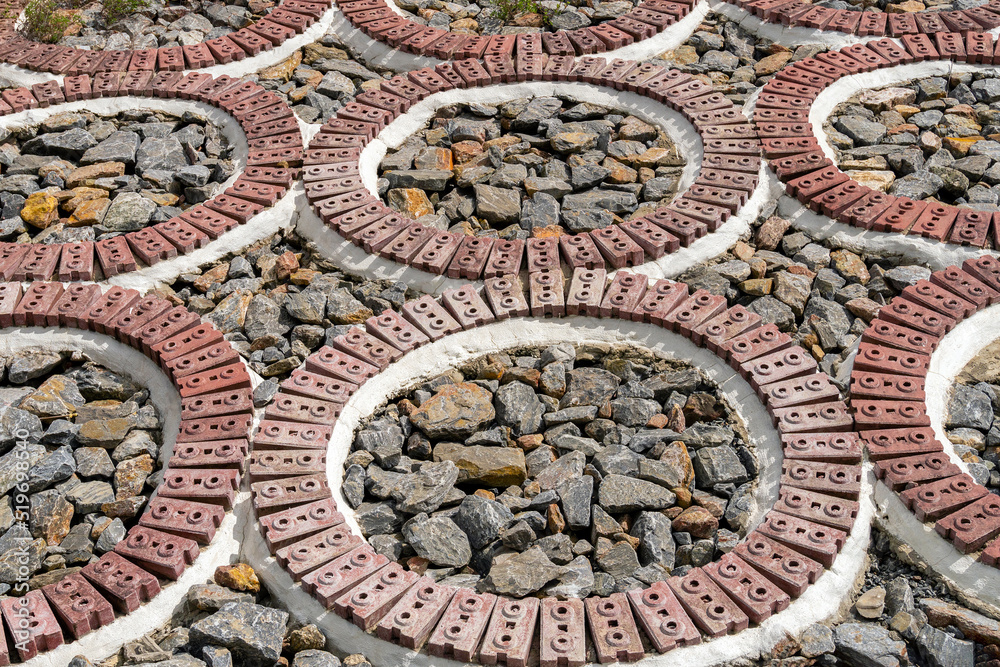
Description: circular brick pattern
727,0,1000,38
0,0,334,77
304,57,762,282
849,256,1000,570
756,32,1000,249
336,0,700,61
0,281,252,664
250,270,865,665
0,71,300,283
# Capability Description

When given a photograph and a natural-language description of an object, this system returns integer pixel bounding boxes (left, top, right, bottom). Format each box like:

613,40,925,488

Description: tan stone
387,188,434,218
450,17,479,30
451,140,484,164
194,263,230,292
633,146,684,168
660,44,699,66
755,52,792,76
887,0,924,11
602,157,637,184
215,563,261,593
847,169,895,192
303,43,348,64
63,186,108,212
943,136,984,157
740,278,774,296
258,50,302,81
145,192,179,207
434,442,526,487
855,587,886,619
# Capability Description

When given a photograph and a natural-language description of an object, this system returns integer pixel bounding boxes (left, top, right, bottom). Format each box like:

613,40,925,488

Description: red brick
860,427,943,461
936,494,1000,553
254,419,332,450
876,452,962,490
276,525,364,581
775,486,859,532
304,546,390,608
733,533,823,597
0,591,62,660
668,568,749,637
42,572,114,640
334,563,419,631
782,459,861,499
139,496,226,544
81,552,159,613
483,275,530,320
626,582,700,653
159,467,241,508
114,526,198,580
481,597,540,667
900,474,988,522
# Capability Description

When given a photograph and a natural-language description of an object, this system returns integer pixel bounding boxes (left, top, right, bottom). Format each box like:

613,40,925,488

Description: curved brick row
0,72,301,283
336,0,699,61
756,32,1000,249
0,281,251,663
730,0,1000,37
251,269,862,664
849,256,1000,564
0,0,333,77
304,56,761,280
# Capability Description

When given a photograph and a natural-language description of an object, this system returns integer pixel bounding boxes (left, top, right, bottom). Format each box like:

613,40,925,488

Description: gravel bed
0,107,233,245
42,0,273,50
344,345,756,597
827,75,1000,210
390,0,640,36
377,96,685,237
0,352,162,593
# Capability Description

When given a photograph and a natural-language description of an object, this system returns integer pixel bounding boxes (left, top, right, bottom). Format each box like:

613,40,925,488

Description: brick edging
0,0,333,76
849,256,1000,563
756,32,1000,249
731,0,1000,37
0,281,251,663
0,72,301,282
251,270,862,664
304,57,761,280
337,0,699,61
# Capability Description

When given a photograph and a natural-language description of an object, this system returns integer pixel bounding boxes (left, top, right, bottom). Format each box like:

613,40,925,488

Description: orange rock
387,188,434,218
532,224,565,239
451,140,484,164
214,563,261,593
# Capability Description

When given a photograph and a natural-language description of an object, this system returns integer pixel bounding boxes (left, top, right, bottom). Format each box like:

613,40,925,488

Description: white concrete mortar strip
246,316,874,665
0,327,246,667
0,97,302,292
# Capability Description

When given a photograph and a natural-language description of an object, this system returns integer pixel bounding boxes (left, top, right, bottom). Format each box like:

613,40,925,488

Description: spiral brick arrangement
3,0,1000,662
0,282,251,664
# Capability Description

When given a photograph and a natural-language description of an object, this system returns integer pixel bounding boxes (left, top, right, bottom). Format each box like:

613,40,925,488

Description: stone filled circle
378,95,685,237
0,352,163,591
0,107,233,245
344,343,757,598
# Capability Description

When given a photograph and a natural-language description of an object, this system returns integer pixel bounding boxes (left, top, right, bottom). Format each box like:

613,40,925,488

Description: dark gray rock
454,495,514,550
598,475,676,512
403,515,471,568
494,381,544,437
631,511,675,569
692,446,748,487
947,384,993,432
833,622,907,667
916,625,973,667
559,476,593,529
483,547,566,596
189,602,288,666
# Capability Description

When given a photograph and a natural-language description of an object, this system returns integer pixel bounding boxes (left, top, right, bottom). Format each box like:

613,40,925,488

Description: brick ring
299,56,769,290
756,32,1000,250
0,72,301,287
0,0,336,78
723,0,1000,38
849,255,1000,612
246,270,873,666
335,0,703,62
0,281,255,664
